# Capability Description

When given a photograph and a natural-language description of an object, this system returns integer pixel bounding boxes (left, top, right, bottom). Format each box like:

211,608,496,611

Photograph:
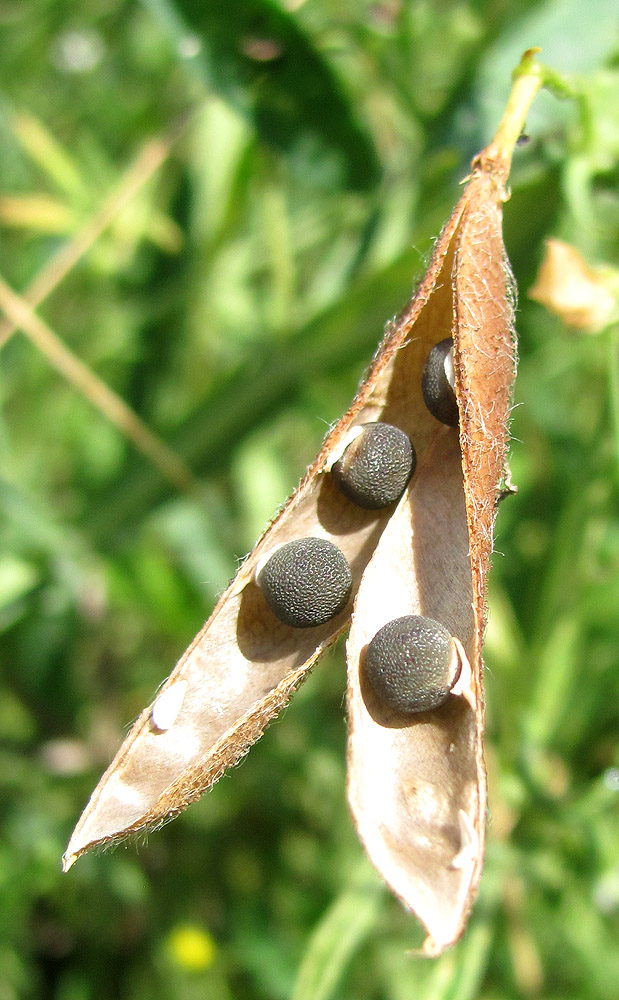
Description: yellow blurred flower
165,924,216,972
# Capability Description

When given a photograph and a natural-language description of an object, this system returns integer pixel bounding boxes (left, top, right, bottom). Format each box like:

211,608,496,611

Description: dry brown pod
63,53,546,954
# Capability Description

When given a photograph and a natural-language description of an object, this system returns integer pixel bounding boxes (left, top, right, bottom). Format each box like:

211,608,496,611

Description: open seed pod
64,52,539,954
344,153,516,951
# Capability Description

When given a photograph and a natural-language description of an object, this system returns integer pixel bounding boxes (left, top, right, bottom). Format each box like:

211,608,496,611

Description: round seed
259,537,352,628
332,423,416,509
363,615,460,713
421,338,459,427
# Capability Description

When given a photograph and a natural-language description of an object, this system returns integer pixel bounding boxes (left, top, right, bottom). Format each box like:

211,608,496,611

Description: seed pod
421,338,459,427
63,48,530,956
259,537,352,628
331,423,416,509
363,615,460,713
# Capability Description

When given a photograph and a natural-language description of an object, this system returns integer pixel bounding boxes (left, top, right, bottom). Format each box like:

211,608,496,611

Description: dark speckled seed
421,338,459,427
332,423,416,509
363,615,459,713
259,537,352,629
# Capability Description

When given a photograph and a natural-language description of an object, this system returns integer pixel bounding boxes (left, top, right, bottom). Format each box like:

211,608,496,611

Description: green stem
480,49,581,183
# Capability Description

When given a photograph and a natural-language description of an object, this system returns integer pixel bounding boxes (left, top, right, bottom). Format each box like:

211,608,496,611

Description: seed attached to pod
258,537,353,628
363,615,460,714
421,338,459,427
331,423,416,509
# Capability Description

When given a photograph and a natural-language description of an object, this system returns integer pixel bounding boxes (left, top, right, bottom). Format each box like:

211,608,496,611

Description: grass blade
291,864,384,1000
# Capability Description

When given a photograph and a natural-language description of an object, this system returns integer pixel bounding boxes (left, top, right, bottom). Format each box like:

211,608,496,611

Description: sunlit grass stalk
0,125,186,353
0,274,199,494
608,323,619,476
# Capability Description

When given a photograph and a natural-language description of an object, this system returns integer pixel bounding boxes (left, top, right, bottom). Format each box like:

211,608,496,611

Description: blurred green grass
0,1,618,998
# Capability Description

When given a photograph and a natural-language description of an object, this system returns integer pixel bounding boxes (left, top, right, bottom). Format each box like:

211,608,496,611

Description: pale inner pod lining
151,680,188,732
322,423,364,471
450,638,475,709
450,809,479,871
443,346,456,391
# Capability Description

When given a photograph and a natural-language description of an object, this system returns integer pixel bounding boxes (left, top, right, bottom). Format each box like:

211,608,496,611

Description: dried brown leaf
529,238,618,332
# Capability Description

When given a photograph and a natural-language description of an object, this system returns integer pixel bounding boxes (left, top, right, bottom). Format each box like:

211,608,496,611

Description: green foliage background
1,1,618,998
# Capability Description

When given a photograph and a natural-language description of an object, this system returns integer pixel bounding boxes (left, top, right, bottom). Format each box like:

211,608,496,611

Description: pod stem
476,48,579,185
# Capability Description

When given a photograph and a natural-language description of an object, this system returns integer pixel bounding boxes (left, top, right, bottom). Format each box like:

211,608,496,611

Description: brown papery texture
454,175,516,629
347,431,480,954
347,162,515,953
64,142,515,957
